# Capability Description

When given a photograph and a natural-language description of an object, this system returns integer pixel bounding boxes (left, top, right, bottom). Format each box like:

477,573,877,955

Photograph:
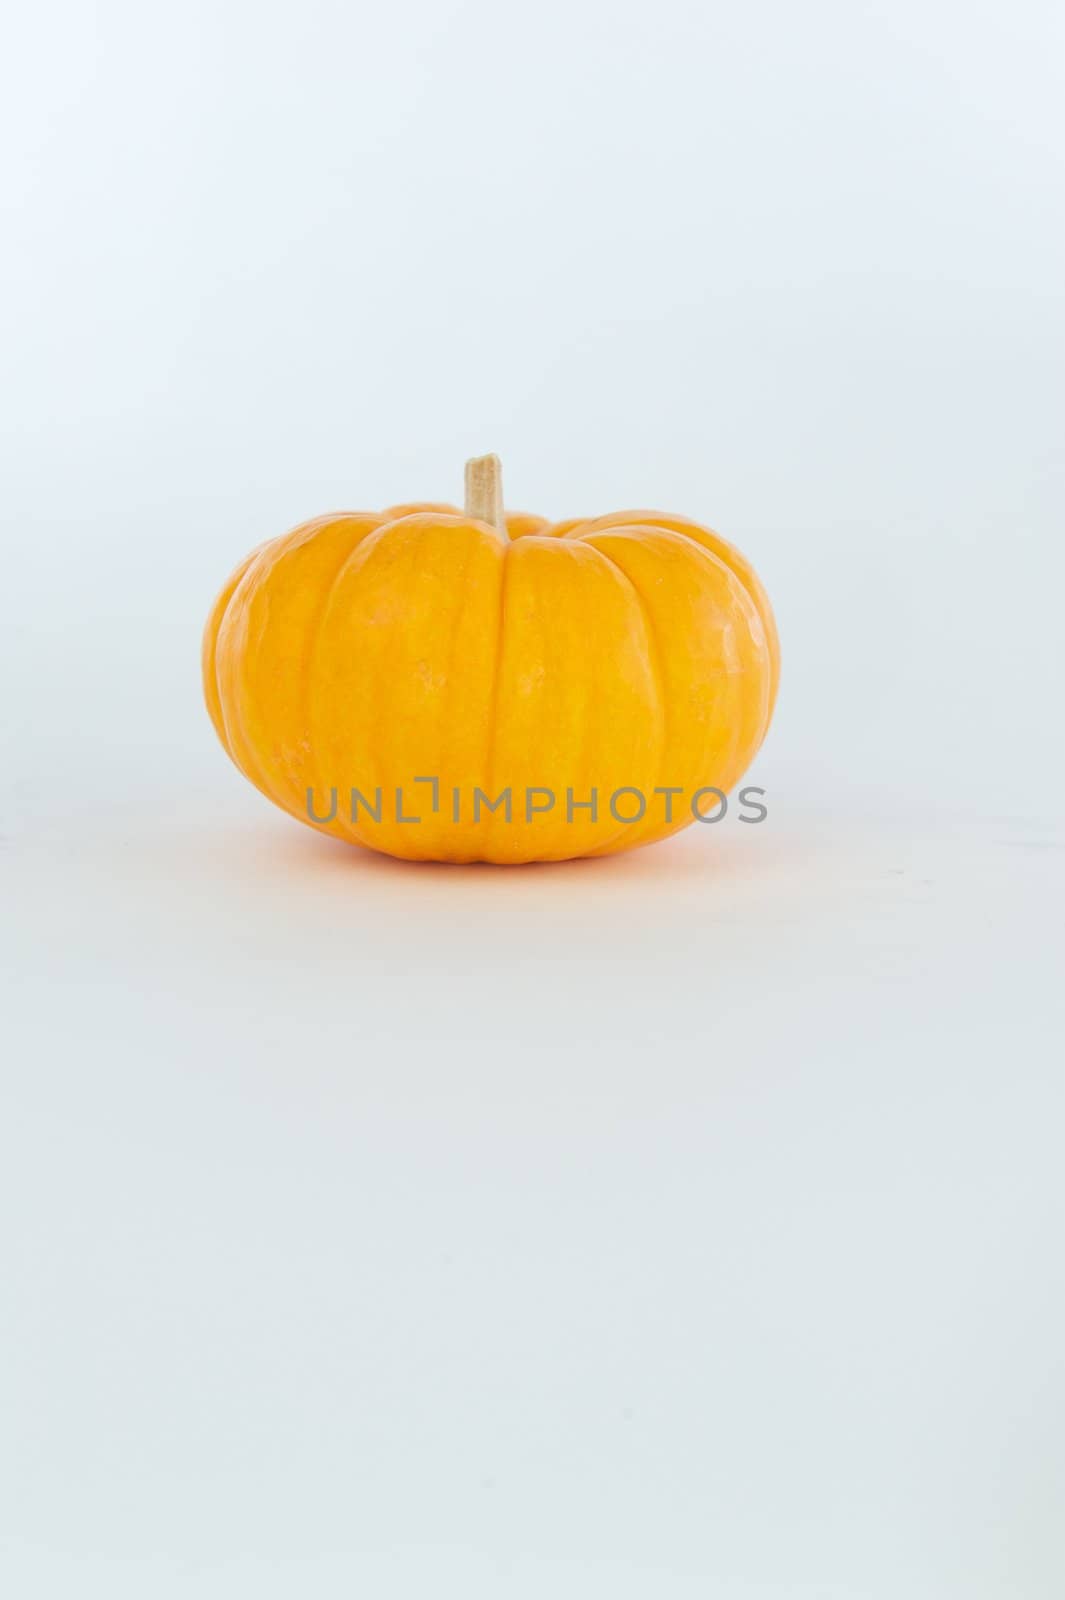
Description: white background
3,1,1064,1595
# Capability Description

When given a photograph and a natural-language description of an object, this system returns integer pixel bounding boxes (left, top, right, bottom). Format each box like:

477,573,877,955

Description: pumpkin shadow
242,816,798,890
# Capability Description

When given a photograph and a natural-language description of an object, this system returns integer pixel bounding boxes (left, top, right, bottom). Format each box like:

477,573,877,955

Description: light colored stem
464,454,507,539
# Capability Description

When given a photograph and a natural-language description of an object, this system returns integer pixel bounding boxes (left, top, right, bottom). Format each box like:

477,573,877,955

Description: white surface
3,0,1064,1595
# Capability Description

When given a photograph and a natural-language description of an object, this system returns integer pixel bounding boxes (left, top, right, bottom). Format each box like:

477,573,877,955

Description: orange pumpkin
203,456,779,864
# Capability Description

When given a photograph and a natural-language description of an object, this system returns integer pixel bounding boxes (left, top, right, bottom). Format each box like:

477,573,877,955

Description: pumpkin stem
464,454,508,540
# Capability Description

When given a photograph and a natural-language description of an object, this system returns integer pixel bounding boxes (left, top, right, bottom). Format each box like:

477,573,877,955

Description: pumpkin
203,456,779,864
